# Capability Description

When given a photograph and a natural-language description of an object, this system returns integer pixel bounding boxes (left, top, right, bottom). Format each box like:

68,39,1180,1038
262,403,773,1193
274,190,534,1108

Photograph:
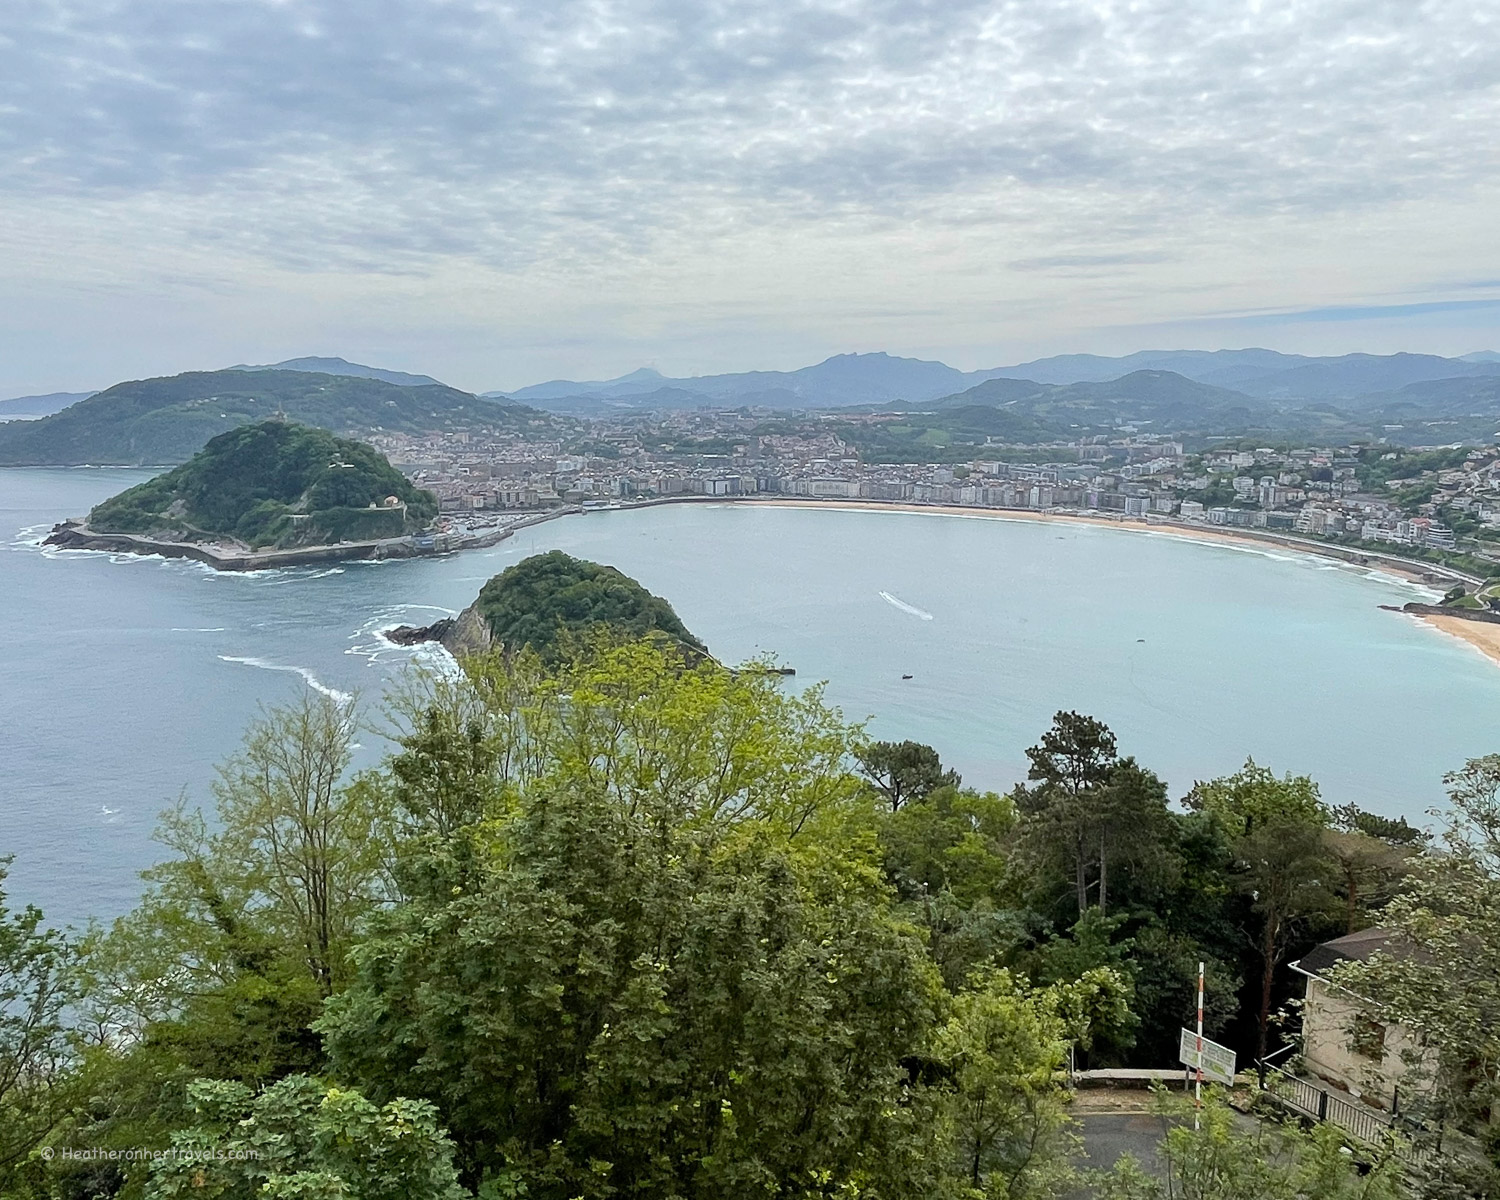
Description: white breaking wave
218,655,353,703
171,627,228,632
12,523,54,548
879,591,934,621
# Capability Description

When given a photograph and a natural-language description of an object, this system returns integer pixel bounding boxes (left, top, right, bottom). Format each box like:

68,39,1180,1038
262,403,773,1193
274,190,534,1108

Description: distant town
369,407,1500,578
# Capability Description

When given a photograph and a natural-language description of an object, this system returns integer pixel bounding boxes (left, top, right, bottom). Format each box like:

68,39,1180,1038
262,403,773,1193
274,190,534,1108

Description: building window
1351,1015,1386,1060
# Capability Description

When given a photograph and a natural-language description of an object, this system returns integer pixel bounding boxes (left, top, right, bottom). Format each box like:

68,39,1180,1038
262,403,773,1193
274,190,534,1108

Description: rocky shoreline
382,604,496,657
381,604,796,674
41,509,575,572
1383,601,1500,625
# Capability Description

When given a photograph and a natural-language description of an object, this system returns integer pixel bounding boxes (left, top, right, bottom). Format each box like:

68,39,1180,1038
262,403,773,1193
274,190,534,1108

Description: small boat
901,674,913,680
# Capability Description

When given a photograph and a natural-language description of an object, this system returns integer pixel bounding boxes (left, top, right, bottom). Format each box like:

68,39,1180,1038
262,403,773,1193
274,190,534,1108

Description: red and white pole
1195,961,1205,1130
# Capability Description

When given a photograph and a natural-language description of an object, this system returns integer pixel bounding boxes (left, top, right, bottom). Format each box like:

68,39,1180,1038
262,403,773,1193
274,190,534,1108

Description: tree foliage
857,740,961,812
474,551,709,663
0,627,1468,1200
1096,1090,1406,1200
0,861,79,1189
144,1075,466,1200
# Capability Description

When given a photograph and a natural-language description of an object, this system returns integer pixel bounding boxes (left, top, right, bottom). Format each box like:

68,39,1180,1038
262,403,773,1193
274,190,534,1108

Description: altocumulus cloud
3,0,1498,275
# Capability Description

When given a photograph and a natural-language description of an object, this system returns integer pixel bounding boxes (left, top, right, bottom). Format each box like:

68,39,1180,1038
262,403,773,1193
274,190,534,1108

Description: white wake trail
879,591,934,621
218,655,354,703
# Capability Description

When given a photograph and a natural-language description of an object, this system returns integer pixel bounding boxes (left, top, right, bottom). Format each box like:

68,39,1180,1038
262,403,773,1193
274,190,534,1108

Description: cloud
0,0,1498,387
1008,252,1177,272
1201,297,1500,325
3,0,1497,272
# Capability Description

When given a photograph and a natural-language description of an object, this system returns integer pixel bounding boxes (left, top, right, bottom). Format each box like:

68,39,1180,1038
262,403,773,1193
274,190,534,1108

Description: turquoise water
4,468,1497,923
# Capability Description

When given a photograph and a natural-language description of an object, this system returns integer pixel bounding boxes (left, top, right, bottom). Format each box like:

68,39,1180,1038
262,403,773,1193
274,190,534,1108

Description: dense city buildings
368,412,1498,568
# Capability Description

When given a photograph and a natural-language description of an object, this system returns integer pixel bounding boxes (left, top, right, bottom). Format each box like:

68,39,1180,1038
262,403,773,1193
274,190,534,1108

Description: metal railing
1259,1063,1445,1169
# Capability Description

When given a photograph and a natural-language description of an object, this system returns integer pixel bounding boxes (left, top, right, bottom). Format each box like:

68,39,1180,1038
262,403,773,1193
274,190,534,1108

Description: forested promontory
0,368,555,466
82,420,438,549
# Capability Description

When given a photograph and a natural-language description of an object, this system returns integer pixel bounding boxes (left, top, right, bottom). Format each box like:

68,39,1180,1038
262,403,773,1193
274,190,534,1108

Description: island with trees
387,549,711,662
43,420,457,569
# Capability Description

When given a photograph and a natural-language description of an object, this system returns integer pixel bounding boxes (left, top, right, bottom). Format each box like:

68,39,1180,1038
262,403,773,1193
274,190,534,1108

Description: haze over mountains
6,348,1500,466
227,357,444,388
0,391,98,420
0,370,544,466
489,349,1500,414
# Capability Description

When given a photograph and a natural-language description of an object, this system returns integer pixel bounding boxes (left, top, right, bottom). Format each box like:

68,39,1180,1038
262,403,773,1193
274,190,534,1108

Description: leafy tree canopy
474,551,708,663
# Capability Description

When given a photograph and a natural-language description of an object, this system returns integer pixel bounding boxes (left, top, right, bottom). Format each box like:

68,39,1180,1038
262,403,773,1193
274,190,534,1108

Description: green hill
474,551,708,662
87,421,438,549
0,368,554,466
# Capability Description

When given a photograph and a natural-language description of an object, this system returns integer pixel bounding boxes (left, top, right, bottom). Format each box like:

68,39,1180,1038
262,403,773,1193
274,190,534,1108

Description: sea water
3,468,1495,923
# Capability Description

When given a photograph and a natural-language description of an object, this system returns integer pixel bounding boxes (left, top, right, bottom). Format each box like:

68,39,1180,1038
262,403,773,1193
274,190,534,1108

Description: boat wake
879,591,934,621
218,655,354,703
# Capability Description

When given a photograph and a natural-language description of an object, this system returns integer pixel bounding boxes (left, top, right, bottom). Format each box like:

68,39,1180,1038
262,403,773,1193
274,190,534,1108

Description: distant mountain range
0,391,97,420
7,347,1500,466
488,349,1500,414
0,370,544,466
861,369,1500,451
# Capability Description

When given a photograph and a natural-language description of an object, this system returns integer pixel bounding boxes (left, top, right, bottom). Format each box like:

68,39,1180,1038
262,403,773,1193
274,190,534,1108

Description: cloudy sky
3,0,1498,395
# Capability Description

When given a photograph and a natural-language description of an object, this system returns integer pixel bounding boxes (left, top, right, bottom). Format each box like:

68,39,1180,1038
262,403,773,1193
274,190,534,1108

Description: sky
3,0,1499,396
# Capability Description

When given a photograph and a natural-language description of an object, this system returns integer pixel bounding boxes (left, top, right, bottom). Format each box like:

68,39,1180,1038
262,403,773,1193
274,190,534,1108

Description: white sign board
1179,1028,1236,1085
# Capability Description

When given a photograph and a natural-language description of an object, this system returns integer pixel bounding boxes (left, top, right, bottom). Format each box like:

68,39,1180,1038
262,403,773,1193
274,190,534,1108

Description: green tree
136,692,390,1000
321,778,945,1197
1095,1090,1407,1200
857,740,961,812
1188,761,1335,1070
1324,805,1423,935
0,861,78,1189
144,1075,466,1200
70,691,395,1159
876,784,1020,990
1017,715,1174,920
1016,712,1120,917
935,968,1128,1199
384,634,865,846
323,638,945,1196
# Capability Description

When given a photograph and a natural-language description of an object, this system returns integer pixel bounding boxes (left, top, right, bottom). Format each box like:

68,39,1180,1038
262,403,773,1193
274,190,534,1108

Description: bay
3,467,1498,924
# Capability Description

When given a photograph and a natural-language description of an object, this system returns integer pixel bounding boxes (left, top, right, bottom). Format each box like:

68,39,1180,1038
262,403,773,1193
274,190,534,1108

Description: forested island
44,420,443,566
387,550,711,662
2,562,1498,1199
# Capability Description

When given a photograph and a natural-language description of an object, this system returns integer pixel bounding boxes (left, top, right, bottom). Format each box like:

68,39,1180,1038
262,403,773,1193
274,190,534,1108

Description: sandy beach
745,498,1454,589
1419,613,1500,669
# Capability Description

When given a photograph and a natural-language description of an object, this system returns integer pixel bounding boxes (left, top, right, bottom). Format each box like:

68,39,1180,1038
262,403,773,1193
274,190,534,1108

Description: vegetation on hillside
473,550,709,661
87,421,437,548
0,625,1490,1197
0,369,563,466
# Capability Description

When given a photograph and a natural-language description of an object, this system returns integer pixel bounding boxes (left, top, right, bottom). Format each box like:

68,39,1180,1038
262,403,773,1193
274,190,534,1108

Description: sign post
1195,962,1204,1128
1178,1027,1237,1089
